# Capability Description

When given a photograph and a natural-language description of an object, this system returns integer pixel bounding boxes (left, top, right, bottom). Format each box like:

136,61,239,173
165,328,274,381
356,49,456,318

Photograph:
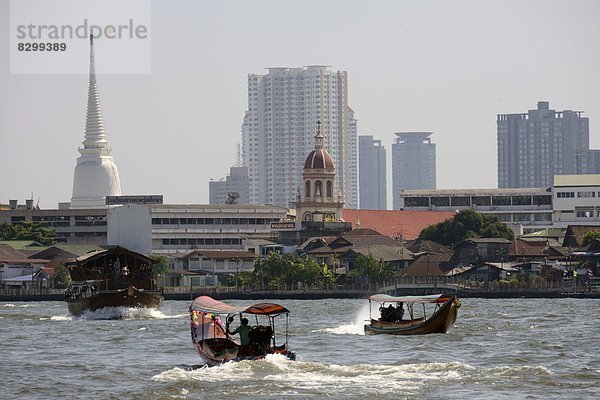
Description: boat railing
64,282,100,301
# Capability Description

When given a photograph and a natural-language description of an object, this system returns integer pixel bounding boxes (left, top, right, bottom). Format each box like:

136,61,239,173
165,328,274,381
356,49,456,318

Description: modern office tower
392,132,436,209
71,35,122,209
358,135,387,209
497,101,595,189
209,166,250,205
241,66,358,209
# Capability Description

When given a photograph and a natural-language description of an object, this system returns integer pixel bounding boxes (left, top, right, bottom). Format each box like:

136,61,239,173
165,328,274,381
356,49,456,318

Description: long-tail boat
364,293,460,335
189,296,295,366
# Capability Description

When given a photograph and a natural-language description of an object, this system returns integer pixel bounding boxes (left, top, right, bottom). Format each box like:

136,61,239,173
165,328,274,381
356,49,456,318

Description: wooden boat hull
194,338,296,366
66,286,163,316
364,296,459,335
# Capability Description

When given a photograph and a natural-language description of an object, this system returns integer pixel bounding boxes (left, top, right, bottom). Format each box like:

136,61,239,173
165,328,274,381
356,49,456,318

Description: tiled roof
341,209,455,240
27,244,104,260
400,253,453,276
563,225,600,247
0,244,27,260
0,240,45,250
342,235,399,247
351,245,414,261
406,239,452,255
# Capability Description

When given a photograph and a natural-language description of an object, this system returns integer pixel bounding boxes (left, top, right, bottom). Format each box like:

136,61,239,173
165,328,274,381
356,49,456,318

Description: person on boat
380,304,396,322
395,302,404,321
228,317,252,347
113,258,121,277
121,264,130,278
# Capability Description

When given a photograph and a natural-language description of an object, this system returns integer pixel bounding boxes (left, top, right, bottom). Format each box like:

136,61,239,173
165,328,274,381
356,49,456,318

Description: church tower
70,34,122,209
295,121,344,229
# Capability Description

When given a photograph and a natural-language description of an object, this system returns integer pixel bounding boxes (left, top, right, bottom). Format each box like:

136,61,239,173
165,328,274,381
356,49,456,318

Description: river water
1,298,599,399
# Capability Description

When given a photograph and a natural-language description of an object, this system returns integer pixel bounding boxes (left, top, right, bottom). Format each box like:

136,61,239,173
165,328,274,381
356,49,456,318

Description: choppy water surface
1,298,599,399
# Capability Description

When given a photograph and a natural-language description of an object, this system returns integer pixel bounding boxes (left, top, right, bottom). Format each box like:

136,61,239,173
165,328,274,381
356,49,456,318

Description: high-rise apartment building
358,135,387,209
392,132,436,210
497,101,596,189
242,66,358,209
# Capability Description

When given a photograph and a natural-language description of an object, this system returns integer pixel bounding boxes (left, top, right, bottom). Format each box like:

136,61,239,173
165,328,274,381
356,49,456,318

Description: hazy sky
1,0,599,209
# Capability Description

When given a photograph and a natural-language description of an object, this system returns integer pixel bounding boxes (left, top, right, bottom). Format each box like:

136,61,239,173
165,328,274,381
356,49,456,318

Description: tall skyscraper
392,132,436,210
71,35,122,209
242,66,358,209
497,101,595,188
358,135,387,209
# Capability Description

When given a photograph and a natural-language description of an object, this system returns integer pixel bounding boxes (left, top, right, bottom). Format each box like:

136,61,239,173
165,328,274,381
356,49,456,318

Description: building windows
556,192,575,198
472,196,491,206
577,191,595,198
576,209,595,218
492,196,511,206
404,197,429,207
450,197,470,207
533,195,552,205
534,213,552,222
431,197,450,207
513,213,531,222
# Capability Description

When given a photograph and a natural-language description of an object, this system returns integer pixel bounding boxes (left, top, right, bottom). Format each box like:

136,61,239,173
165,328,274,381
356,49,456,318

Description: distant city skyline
2,1,600,209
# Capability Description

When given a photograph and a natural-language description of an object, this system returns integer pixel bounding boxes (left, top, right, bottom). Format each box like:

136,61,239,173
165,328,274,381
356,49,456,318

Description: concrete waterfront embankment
2,287,599,302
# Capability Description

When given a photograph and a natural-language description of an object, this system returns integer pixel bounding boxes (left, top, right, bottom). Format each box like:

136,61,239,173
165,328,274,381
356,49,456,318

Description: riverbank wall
1,288,599,302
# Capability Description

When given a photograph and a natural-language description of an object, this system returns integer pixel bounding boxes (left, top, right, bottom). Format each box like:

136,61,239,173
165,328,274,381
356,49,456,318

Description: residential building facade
242,66,358,209
497,101,596,189
358,135,387,209
392,132,436,209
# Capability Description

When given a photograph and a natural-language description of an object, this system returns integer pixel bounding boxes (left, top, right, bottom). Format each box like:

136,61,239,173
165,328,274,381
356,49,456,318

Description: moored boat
364,293,460,335
189,296,296,366
64,246,163,316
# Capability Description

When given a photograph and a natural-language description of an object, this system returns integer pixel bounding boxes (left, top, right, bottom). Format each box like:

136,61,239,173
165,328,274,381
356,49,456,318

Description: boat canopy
368,293,450,304
190,295,289,315
67,246,154,266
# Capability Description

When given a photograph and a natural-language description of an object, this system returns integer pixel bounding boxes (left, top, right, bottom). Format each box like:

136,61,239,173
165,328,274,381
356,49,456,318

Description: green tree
354,254,394,288
50,262,71,288
149,254,169,286
419,209,514,246
251,253,337,290
582,231,600,246
0,221,57,245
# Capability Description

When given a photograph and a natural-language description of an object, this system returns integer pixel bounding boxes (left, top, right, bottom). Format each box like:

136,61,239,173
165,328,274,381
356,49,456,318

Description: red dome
304,149,334,170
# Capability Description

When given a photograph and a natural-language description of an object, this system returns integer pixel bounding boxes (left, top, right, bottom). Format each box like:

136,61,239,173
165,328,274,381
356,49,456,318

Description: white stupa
70,34,122,209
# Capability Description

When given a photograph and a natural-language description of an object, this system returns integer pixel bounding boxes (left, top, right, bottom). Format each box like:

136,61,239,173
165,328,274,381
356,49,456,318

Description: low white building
400,188,553,235
552,175,600,228
107,203,289,255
